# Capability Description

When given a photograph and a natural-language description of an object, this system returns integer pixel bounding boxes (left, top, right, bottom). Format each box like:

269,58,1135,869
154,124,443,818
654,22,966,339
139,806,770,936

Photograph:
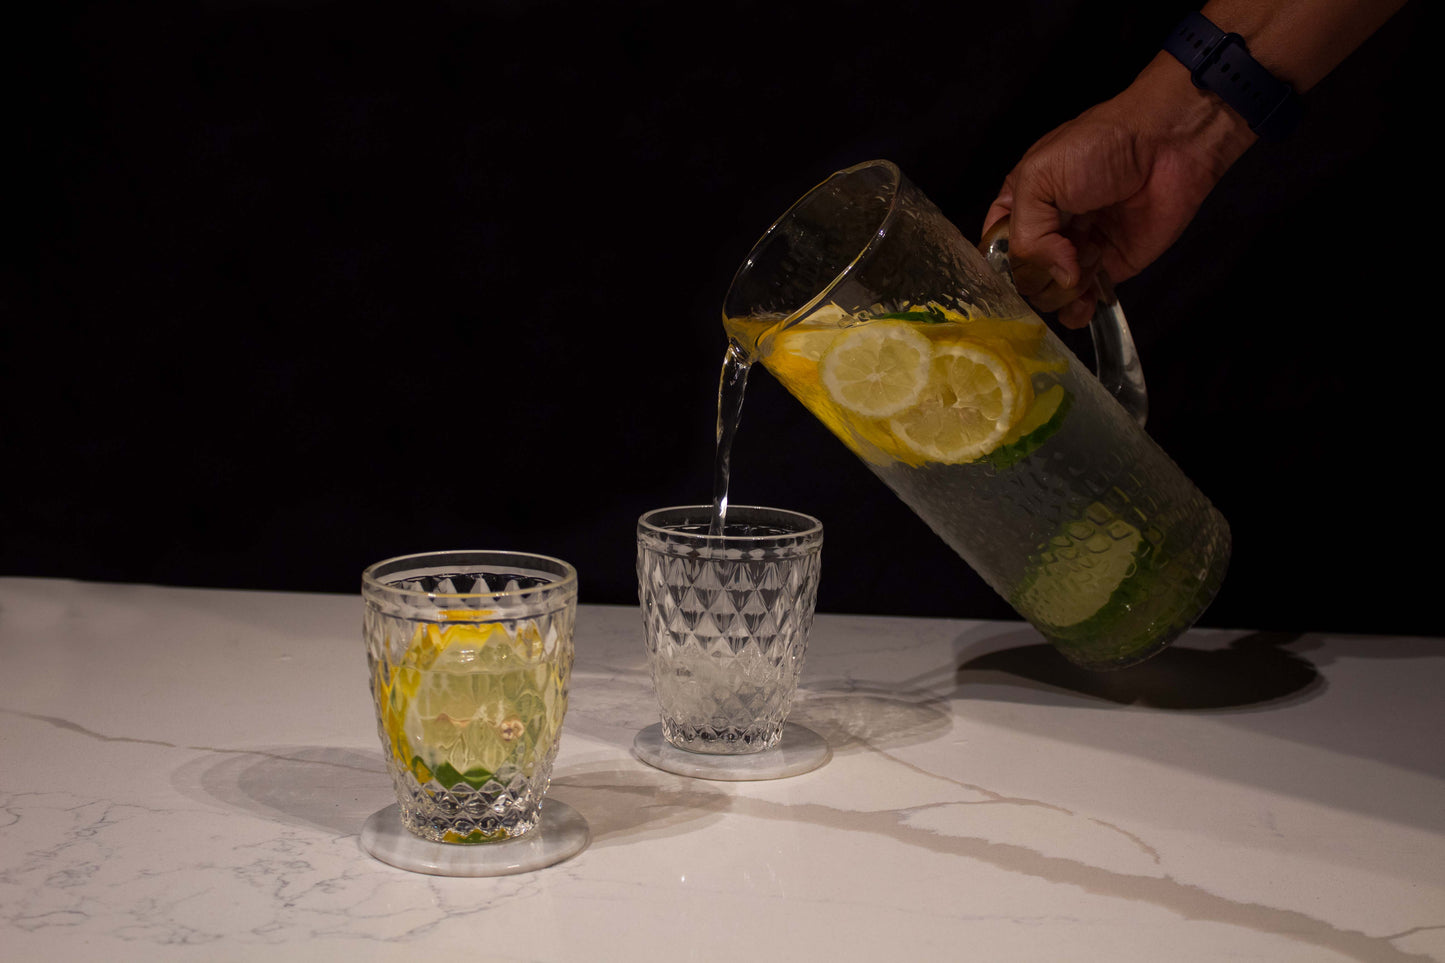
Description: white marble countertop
1,576,1441,961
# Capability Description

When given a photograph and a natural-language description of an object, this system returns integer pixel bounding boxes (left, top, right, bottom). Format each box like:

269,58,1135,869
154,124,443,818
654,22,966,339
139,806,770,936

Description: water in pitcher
717,301,1229,668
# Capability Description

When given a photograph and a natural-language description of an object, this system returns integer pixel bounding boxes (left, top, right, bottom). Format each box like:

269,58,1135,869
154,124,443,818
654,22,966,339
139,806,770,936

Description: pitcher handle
979,218,1148,427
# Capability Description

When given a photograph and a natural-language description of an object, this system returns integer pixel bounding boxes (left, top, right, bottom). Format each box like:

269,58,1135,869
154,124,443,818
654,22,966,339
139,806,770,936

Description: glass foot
632,722,830,781
360,800,588,876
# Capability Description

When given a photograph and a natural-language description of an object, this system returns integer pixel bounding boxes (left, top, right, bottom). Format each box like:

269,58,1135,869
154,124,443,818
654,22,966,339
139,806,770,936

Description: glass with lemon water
363,551,576,843
724,301,1229,668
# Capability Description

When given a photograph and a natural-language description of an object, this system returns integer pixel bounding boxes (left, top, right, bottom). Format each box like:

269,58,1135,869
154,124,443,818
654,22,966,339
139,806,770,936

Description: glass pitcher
722,159,1229,670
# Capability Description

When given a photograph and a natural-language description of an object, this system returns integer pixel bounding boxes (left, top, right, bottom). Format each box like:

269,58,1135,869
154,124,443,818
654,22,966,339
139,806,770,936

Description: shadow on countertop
957,630,1322,711
946,625,1445,832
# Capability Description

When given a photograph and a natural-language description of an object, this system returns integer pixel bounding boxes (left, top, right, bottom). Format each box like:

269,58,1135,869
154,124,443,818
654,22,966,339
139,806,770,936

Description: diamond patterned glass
638,506,822,754
362,551,577,844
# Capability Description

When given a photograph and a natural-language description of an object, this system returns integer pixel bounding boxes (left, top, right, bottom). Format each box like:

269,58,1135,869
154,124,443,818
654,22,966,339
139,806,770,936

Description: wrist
1162,12,1303,139
1197,0,1407,94
1121,53,1258,171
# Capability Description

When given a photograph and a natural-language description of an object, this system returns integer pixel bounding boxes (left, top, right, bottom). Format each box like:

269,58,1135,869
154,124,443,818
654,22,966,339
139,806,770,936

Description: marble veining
1,578,1442,961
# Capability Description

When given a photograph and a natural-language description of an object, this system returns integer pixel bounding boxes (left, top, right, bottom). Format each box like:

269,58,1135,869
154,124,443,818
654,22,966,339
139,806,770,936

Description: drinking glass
637,506,823,754
362,550,577,843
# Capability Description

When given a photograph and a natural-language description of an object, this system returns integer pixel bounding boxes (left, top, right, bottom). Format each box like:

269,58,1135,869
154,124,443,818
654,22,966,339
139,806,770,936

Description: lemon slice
819,321,932,417
1006,383,1065,443
756,323,920,468
379,619,545,776
888,341,1025,463
767,323,841,383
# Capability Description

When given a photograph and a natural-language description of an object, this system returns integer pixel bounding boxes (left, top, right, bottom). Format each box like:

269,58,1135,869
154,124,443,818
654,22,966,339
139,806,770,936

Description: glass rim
361,549,578,601
723,158,901,330
637,505,823,545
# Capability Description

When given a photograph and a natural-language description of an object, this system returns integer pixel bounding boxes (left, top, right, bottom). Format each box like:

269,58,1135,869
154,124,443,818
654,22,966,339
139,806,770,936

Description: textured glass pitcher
723,159,1229,669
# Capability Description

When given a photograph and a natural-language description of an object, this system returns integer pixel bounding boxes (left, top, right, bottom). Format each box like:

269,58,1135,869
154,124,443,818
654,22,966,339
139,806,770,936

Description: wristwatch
1163,12,1304,138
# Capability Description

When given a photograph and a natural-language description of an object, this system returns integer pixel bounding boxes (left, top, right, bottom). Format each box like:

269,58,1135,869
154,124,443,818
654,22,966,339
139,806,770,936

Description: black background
3,1,1437,636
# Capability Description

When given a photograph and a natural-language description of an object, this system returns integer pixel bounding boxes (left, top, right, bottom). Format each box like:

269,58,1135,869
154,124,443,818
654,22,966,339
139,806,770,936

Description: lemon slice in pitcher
888,340,1026,463
767,323,841,386
819,321,932,417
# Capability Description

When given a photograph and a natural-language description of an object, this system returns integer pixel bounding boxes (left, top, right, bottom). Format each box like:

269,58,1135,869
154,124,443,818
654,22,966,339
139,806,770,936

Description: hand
984,57,1255,328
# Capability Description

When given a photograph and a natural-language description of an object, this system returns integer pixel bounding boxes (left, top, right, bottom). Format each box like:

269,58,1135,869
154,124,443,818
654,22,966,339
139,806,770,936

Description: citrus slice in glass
819,321,932,417
887,340,1026,463
381,621,528,778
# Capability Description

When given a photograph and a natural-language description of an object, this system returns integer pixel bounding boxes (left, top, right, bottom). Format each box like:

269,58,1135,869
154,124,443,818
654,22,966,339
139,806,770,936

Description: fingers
995,160,1088,292
980,195,1103,325
1056,295,1096,330
1001,212,1098,316
1056,274,1112,330
986,164,1104,328
1009,203,1075,285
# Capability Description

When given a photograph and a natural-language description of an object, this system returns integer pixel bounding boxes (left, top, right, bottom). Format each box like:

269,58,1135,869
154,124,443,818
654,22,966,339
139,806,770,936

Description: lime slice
887,340,1026,463
819,321,932,417
1015,504,1144,628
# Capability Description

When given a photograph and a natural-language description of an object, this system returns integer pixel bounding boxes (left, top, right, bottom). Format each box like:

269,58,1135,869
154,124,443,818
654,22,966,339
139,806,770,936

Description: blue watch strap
1163,12,1303,139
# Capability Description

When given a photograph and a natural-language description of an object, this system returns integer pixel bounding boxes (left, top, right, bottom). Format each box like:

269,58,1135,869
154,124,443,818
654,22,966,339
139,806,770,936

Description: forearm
1197,0,1409,92
1111,0,1409,172
986,0,1408,323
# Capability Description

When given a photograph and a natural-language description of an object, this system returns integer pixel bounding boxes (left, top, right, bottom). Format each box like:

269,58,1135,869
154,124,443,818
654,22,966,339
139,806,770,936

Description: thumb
1008,184,1082,292
982,187,1013,238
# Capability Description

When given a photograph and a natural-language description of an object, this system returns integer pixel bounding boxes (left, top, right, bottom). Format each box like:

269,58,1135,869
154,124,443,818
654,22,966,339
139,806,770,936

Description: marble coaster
632,722,831,780
360,800,589,877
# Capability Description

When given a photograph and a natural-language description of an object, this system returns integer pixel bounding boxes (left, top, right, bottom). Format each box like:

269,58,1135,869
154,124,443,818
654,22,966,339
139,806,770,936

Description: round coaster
360,800,589,877
632,722,831,781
